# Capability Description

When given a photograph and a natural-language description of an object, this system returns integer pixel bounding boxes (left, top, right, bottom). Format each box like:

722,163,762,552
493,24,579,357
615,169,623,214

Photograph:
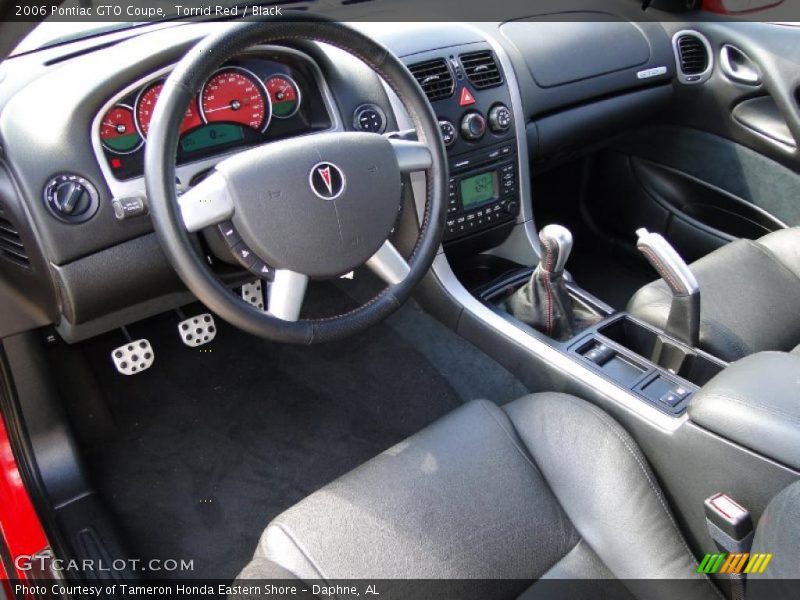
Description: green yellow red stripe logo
697,553,773,574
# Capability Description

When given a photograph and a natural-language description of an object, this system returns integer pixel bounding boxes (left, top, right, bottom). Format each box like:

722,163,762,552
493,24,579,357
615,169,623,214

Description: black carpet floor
74,284,526,581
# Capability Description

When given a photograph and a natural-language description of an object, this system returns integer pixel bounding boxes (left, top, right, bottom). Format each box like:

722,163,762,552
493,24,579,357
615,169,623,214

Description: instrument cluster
98,53,331,180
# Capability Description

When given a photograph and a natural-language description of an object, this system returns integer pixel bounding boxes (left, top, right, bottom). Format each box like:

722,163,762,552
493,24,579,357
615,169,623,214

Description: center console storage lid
690,352,800,470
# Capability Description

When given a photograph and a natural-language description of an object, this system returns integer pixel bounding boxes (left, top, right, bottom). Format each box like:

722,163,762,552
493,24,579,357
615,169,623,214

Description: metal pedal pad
111,339,154,376
241,280,265,311
178,313,217,347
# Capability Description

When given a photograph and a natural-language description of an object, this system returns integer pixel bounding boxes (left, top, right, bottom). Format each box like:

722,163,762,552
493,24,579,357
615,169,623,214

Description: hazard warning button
458,87,476,107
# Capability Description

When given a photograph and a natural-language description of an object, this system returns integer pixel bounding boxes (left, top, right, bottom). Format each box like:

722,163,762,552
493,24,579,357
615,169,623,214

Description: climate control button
488,104,512,133
460,112,486,141
439,120,457,147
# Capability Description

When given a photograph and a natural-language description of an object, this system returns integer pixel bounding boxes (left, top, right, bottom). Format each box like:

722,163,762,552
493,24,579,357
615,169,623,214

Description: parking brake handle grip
636,228,700,348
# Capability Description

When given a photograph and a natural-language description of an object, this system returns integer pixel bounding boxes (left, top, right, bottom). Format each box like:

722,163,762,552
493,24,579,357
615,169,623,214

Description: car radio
444,141,519,240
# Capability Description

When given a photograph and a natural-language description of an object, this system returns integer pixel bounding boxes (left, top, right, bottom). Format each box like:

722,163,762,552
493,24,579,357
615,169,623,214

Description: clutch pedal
241,280,265,311
178,313,217,347
111,339,154,376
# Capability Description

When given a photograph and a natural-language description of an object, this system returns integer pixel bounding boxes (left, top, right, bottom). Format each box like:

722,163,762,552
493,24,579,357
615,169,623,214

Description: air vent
674,31,712,84
0,208,29,268
460,51,503,89
408,59,454,102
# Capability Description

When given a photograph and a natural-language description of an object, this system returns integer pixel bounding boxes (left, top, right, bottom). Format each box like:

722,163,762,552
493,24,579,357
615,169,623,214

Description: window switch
659,385,690,407
584,343,614,366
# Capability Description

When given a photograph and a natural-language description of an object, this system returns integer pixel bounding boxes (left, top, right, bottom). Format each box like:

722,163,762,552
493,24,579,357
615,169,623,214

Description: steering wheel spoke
388,139,433,173
268,269,309,322
178,172,234,232
366,241,411,285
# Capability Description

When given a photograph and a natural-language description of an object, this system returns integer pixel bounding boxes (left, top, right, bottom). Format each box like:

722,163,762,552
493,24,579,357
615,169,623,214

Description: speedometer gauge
135,81,202,138
265,75,301,118
200,67,270,131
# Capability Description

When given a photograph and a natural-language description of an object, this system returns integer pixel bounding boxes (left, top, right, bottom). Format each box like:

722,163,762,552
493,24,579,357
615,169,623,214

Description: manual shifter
506,224,582,340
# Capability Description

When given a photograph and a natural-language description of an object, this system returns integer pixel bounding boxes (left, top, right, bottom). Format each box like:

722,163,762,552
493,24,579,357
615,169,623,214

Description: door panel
589,21,800,261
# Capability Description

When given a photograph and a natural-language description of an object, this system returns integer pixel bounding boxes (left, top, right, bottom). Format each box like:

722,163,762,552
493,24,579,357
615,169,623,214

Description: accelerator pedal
178,313,217,347
111,339,154,376
241,280,265,311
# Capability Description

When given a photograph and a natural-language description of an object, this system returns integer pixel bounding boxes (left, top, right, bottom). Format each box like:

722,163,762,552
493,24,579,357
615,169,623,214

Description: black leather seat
628,228,800,362
235,394,723,599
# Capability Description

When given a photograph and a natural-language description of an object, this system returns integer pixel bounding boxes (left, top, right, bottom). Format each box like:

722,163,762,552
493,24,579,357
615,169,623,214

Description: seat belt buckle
704,493,754,553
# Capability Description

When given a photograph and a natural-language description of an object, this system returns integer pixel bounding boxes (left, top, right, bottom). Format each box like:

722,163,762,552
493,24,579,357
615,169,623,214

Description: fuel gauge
100,105,142,154
265,75,301,118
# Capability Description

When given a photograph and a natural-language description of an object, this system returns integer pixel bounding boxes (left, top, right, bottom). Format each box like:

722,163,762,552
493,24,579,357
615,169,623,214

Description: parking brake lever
635,228,700,348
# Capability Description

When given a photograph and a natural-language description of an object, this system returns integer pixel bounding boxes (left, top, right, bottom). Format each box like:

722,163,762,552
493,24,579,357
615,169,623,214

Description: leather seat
235,393,722,599
628,227,800,362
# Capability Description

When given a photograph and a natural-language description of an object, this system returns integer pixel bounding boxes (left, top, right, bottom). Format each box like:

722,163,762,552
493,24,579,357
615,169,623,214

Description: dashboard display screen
180,123,244,153
460,171,498,208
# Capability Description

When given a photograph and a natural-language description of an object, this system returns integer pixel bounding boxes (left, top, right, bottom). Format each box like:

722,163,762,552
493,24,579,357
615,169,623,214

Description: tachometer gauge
135,81,202,138
99,105,142,154
265,75,301,118
200,67,270,131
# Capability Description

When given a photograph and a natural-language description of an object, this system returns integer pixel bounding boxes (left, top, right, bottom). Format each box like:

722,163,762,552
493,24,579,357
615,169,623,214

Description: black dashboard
0,15,678,341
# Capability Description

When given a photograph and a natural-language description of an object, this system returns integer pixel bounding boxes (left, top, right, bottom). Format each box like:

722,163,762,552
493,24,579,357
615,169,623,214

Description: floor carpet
75,283,526,580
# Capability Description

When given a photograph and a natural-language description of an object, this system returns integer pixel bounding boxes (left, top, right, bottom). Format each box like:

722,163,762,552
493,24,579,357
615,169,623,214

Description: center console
444,142,519,241
480,268,727,416
402,43,521,249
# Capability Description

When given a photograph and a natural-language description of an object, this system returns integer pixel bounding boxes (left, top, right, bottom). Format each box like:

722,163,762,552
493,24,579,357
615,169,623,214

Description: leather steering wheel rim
145,17,447,344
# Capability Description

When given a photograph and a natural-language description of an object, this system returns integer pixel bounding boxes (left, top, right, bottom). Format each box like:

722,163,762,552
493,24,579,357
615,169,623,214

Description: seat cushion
628,228,800,362
236,394,720,600
749,481,800,587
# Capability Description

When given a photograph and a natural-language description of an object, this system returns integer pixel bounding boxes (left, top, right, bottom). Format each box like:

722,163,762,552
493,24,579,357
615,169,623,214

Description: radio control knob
460,112,486,141
488,104,512,133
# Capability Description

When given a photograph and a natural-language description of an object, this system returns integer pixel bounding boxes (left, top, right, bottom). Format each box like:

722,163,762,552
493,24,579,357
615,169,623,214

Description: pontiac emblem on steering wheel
309,162,346,200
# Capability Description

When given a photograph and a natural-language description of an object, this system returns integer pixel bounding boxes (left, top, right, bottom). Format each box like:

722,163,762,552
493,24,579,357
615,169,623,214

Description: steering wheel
145,18,447,344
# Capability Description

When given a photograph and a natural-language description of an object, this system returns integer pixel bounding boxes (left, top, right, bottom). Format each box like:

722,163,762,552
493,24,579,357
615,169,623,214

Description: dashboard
98,50,334,180
0,16,677,342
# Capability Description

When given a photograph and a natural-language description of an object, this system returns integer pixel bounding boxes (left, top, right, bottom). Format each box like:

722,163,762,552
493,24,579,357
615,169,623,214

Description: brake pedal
241,280,265,310
178,313,217,347
111,339,154,376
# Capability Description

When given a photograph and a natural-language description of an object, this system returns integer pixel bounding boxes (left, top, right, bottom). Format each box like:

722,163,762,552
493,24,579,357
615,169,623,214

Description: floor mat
76,286,523,580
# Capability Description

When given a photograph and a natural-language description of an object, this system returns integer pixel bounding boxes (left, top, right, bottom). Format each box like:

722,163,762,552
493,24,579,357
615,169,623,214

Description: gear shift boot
505,225,599,340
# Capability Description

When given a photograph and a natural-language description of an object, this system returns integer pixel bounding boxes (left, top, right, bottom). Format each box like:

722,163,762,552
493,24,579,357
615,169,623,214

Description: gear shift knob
538,224,573,275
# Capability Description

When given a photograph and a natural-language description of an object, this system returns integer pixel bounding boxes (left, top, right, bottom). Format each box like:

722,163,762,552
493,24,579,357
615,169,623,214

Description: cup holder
598,316,724,387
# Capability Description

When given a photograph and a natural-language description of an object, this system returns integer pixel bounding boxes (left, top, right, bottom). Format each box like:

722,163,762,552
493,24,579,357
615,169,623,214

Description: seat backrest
747,480,800,598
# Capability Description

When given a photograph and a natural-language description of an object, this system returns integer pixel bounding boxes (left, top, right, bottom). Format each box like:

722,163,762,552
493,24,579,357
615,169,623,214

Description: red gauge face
265,75,300,118
135,82,202,138
100,105,142,153
201,68,269,131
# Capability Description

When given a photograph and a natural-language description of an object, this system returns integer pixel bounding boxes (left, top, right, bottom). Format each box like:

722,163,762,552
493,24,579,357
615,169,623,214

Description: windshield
12,21,136,56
